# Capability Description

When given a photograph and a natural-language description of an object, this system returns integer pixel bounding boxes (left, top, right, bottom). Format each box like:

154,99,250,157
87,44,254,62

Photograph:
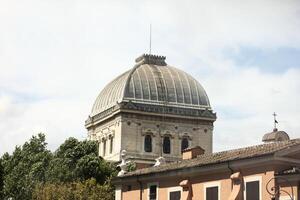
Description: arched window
109,136,114,154
103,139,106,156
163,136,171,154
181,138,189,151
144,135,152,152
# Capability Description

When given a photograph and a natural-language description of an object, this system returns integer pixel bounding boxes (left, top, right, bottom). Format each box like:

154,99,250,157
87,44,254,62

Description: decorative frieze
86,101,216,128
179,133,192,140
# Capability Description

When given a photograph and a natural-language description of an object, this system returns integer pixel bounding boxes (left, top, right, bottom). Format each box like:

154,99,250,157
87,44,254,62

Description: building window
149,184,157,200
169,191,181,200
168,187,182,200
181,137,189,151
206,186,218,200
144,135,152,152
245,181,260,200
109,136,114,154
244,176,261,200
103,139,106,156
163,136,171,154
204,182,220,200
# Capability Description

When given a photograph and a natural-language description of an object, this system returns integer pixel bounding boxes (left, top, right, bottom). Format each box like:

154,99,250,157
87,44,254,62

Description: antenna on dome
149,24,152,55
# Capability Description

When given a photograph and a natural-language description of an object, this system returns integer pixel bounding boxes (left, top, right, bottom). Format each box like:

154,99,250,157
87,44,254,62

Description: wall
88,111,214,164
89,115,122,161
120,113,213,164
278,181,299,200
120,166,278,200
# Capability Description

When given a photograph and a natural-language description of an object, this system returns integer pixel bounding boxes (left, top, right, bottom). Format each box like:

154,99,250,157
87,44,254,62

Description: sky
0,0,300,155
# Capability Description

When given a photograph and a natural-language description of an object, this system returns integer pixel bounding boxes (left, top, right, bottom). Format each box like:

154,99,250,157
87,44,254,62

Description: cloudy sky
0,0,300,155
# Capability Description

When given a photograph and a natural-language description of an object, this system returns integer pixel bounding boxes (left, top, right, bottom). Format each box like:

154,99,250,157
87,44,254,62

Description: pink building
113,139,300,200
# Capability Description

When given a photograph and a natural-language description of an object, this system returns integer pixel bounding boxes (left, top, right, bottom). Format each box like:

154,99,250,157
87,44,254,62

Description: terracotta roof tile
121,138,300,178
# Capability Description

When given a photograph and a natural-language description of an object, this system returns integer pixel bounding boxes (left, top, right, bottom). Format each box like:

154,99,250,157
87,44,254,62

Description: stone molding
179,133,193,140
160,130,175,139
86,101,216,128
141,128,158,137
98,130,115,141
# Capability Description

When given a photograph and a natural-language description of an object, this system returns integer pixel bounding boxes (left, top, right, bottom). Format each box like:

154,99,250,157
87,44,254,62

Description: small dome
90,54,211,117
262,128,290,143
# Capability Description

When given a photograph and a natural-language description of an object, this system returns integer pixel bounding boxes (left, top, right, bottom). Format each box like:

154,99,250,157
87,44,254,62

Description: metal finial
149,24,152,55
273,112,278,130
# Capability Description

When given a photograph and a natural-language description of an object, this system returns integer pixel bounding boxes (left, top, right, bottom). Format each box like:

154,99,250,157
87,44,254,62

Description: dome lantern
135,54,167,66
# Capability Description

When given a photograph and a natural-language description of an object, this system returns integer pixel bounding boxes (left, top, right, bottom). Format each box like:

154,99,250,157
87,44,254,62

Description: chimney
182,146,205,160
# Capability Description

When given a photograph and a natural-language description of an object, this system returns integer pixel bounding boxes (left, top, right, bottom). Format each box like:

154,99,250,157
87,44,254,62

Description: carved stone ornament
141,128,157,137
154,156,166,167
179,133,192,140
117,150,131,176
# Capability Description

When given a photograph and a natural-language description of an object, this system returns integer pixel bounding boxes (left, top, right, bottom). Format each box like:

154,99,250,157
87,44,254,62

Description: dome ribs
138,66,151,100
89,55,213,119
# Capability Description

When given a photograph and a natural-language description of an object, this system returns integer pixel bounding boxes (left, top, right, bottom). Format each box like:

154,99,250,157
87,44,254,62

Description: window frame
115,185,122,200
163,136,171,154
109,136,114,154
144,134,153,153
98,141,102,156
243,176,262,200
147,182,159,200
167,186,182,200
102,139,106,157
203,181,221,200
181,137,189,152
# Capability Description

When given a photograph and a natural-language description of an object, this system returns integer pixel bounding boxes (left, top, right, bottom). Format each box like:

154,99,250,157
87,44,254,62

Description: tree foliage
32,178,114,200
2,133,52,199
1,134,116,200
46,138,115,184
0,158,4,199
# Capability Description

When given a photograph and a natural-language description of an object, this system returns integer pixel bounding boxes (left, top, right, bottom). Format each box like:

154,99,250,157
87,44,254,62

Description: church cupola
262,113,290,143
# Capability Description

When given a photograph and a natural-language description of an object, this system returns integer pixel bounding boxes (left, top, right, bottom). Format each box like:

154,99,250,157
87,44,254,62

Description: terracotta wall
122,184,141,200
279,182,298,200
120,167,283,200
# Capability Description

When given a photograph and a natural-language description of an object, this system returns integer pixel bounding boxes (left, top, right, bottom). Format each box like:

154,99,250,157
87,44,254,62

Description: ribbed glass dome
90,54,211,117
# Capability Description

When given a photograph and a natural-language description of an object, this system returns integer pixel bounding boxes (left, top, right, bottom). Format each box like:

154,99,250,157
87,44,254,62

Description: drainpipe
137,177,142,200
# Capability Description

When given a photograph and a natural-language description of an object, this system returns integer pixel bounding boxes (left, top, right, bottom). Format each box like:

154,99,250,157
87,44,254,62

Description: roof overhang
276,173,300,183
113,154,279,185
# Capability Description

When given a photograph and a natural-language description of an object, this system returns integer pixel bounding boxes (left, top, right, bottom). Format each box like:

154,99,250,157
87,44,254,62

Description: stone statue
154,156,166,167
117,150,131,176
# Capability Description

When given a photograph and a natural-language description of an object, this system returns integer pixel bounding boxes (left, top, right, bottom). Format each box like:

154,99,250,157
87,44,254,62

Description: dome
90,54,211,117
262,128,290,143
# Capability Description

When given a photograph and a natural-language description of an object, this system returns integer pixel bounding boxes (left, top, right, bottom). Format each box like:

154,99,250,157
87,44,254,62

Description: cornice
85,101,217,128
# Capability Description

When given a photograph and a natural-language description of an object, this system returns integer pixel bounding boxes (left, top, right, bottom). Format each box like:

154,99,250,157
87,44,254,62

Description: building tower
85,54,216,167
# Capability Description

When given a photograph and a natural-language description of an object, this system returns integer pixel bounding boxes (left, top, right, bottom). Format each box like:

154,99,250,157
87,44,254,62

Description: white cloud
0,0,299,154
202,61,300,151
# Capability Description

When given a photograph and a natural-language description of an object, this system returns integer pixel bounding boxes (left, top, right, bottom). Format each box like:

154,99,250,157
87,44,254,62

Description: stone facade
87,108,214,164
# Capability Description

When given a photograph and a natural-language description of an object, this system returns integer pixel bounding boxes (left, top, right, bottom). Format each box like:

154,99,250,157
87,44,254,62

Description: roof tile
122,138,300,177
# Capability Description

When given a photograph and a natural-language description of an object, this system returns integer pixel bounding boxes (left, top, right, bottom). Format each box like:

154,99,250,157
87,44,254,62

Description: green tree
0,158,4,199
2,133,52,200
1,135,117,199
32,178,114,200
75,154,113,183
46,138,116,184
